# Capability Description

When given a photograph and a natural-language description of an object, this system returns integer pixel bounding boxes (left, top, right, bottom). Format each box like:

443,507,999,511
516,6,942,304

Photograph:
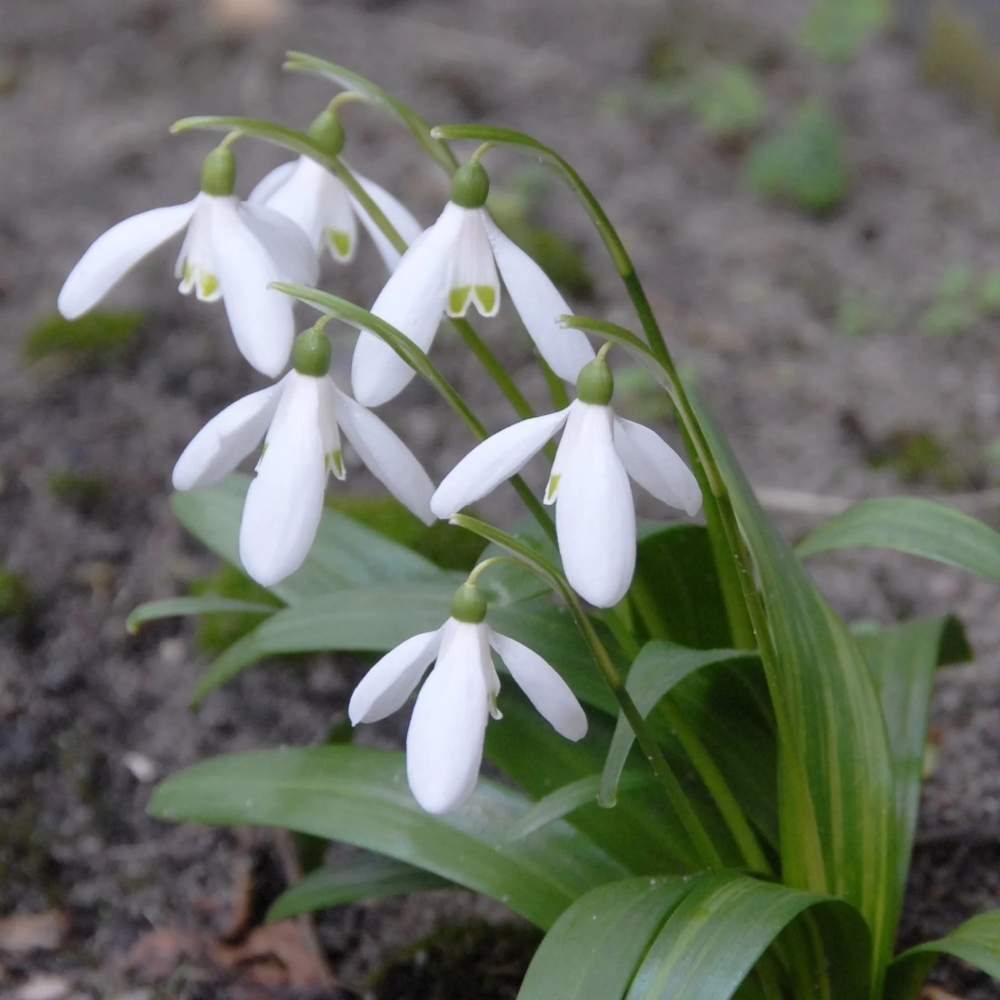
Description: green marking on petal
330,230,352,260
544,473,561,503
199,273,219,298
448,285,472,316
182,261,193,284
329,450,345,478
474,285,497,314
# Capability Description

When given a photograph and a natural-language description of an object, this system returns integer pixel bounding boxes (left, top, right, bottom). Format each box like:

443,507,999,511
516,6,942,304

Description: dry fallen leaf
207,0,290,32
0,911,69,955
920,986,968,1000
219,922,330,991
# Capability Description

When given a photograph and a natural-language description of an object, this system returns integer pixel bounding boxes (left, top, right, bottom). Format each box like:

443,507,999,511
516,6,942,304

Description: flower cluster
58,106,702,813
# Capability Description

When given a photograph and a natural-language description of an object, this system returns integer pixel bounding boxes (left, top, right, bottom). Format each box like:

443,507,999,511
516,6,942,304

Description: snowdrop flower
172,324,435,587
349,579,587,814
58,144,318,378
250,110,423,271
431,354,702,608
352,160,596,407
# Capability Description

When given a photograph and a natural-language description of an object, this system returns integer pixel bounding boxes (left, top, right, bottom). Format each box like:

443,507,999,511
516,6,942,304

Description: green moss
47,471,112,517
869,431,961,488
690,64,767,138
0,568,35,627
189,565,283,656
369,920,542,1000
801,0,889,62
25,311,144,363
920,264,981,336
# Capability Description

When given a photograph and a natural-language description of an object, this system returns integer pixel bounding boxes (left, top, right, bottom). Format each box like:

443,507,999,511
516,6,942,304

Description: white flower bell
431,355,702,608
172,324,436,587
349,580,587,814
249,109,423,271
57,145,318,378
351,160,596,408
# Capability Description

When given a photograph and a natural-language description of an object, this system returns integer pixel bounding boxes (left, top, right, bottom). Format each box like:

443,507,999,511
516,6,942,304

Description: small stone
122,751,158,783
15,974,72,1000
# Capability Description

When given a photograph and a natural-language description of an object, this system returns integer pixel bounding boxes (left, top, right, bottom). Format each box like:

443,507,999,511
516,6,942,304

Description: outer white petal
352,172,424,272
238,200,319,286
330,382,435,524
556,404,636,608
490,631,587,740
351,205,463,407
238,375,327,586
172,380,285,491
486,219,595,383
447,208,500,317
210,198,297,377
430,407,571,519
58,199,198,318
406,621,491,814
348,627,443,724
613,417,703,517
249,160,298,205
252,157,327,252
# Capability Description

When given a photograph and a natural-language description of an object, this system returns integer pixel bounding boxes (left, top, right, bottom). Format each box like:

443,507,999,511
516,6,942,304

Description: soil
3,0,1000,997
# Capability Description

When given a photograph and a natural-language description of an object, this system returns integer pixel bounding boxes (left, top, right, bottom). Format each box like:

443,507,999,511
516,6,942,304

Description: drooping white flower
250,155,423,271
172,326,435,587
351,161,596,408
349,581,587,814
431,357,702,608
57,146,318,378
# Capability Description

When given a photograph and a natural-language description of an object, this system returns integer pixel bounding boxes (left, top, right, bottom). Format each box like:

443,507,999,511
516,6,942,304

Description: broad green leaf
126,596,275,634
797,497,1000,584
626,871,871,1000
857,617,970,898
171,475,449,605
632,525,733,649
503,773,655,844
149,746,626,930
266,854,451,922
886,910,1000,1000
691,390,896,989
191,583,457,704
518,874,710,1000
600,642,752,805
282,53,459,174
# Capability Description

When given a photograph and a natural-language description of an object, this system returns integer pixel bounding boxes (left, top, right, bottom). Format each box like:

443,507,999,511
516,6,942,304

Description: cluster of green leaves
920,263,1000,336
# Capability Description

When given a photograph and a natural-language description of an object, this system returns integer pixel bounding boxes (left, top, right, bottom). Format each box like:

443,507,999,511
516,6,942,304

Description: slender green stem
538,356,570,411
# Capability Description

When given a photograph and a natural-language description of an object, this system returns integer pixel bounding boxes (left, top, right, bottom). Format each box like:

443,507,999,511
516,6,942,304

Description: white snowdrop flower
431,356,702,608
172,325,436,587
349,580,587,814
57,145,318,378
351,160,596,408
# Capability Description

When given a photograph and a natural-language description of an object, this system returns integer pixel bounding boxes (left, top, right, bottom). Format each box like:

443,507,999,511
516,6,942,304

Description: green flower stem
538,356,570,411
452,514,725,873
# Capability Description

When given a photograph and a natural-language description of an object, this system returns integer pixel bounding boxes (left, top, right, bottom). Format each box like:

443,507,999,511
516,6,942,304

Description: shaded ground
3,0,1000,996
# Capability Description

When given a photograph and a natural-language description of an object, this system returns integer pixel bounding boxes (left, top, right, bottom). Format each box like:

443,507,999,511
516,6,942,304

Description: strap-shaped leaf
691,391,896,990
518,874,711,1000
857,616,970,895
171,475,448,605
149,746,626,930
886,910,1000,1000
266,854,451,922
797,497,1000,583
126,596,275,634
625,871,871,1000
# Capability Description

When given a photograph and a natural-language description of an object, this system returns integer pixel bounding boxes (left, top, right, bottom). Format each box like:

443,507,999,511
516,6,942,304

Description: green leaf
691,390,896,989
632,525,733,649
599,642,755,805
266,854,451,922
503,773,656,844
625,871,870,1000
24,311,144,362
282,53,458,174
518,875,709,1000
857,616,970,894
149,746,626,929
801,0,889,62
191,583,458,704
126,596,275,634
171,475,448,605
690,65,767,137
887,910,1000,1000
797,497,1000,584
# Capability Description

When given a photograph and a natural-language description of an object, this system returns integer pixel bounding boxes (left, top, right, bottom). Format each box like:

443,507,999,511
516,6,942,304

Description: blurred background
3,0,1000,997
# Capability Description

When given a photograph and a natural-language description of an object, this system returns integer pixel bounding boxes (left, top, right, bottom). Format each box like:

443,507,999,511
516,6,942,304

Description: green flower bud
308,110,345,157
451,581,488,624
451,162,490,209
292,326,332,377
200,146,236,197
575,356,614,406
